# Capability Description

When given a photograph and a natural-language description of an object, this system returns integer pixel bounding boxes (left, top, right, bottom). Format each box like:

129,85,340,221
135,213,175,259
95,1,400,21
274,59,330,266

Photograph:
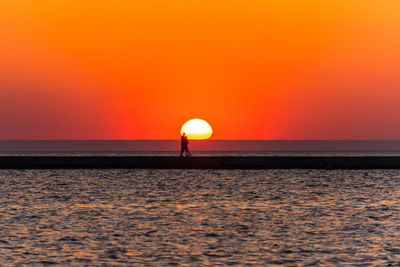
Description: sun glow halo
180,119,213,140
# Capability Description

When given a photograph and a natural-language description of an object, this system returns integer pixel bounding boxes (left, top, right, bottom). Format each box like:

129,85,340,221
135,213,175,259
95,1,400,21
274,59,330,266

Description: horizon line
1,139,400,142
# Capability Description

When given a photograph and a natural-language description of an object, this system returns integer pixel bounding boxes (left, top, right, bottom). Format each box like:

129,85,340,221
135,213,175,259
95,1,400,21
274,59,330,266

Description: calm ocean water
1,152,400,265
1,151,400,156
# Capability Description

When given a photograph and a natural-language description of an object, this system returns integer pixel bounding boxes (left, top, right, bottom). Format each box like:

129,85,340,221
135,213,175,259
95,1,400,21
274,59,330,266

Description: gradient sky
1,1,399,140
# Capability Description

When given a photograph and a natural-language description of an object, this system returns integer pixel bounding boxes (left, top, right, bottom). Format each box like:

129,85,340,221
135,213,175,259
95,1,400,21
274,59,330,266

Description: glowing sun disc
180,119,213,140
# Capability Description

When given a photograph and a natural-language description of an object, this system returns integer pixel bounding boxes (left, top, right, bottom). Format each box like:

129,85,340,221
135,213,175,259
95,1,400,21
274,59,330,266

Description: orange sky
0,0,399,140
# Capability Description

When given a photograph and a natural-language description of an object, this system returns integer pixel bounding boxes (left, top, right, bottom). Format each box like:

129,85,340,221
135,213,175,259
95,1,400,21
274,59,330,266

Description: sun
180,119,213,140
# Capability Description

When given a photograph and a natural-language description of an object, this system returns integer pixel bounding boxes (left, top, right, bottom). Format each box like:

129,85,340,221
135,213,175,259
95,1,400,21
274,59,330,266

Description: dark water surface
1,169,400,265
2,151,400,156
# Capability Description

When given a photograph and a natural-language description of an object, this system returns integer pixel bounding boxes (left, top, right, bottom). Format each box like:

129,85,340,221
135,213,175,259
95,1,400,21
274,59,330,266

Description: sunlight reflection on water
1,168,400,265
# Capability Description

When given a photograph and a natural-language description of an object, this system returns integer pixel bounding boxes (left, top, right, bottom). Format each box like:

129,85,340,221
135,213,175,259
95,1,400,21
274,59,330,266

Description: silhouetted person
180,133,192,157
180,133,186,157
184,135,192,156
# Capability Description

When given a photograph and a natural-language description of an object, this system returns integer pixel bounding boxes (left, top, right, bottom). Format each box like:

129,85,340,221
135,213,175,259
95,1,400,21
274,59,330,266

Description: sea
1,151,400,265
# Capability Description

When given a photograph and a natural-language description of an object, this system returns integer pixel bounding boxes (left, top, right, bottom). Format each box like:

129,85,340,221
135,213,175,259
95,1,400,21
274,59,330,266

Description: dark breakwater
1,156,400,169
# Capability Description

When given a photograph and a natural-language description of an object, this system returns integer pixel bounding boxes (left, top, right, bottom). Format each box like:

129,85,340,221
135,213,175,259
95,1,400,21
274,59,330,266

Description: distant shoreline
1,156,400,169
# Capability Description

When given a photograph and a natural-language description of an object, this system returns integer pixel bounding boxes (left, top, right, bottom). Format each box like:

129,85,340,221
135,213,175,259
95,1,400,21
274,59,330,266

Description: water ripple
1,169,400,265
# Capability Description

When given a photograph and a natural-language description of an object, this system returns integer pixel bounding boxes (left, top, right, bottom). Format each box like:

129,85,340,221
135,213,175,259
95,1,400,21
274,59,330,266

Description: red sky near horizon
1,1,400,140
